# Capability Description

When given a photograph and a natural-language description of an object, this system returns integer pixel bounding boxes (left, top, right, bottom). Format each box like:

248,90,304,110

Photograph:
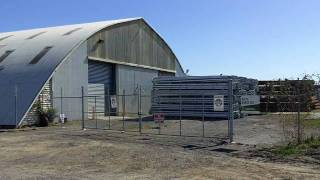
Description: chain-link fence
79,90,233,140
261,93,320,144
9,81,234,142
48,85,234,141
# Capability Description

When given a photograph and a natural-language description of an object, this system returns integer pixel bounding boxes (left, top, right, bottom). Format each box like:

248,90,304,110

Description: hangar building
0,18,184,127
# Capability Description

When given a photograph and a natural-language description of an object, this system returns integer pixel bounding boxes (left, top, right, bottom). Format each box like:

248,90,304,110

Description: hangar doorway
88,60,115,118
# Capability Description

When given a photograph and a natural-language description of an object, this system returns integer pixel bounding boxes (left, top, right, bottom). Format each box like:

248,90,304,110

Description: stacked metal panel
152,76,258,119
152,76,232,118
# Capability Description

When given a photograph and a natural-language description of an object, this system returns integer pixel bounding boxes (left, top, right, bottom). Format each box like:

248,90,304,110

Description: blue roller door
88,60,115,116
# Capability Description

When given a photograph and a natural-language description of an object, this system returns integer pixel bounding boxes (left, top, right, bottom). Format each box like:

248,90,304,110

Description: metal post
297,83,301,144
179,94,182,136
60,87,63,120
95,96,97,129
14,85,18,128
122,89,125,131
139,86,142,134
81,86,85,130
298,100,301,144
202,94,205,137
158,95,161,135
108,88,111,129
228,80,234,143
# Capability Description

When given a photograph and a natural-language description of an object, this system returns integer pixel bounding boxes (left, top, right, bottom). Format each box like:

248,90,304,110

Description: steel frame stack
152,76,230,118
152,76,258,119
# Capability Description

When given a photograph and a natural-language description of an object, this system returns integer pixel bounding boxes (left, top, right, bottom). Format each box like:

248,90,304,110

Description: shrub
46,108,57,123
35,102,57,127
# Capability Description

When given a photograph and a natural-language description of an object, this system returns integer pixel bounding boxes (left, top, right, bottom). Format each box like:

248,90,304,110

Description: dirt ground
0,115,319,179
84,114,287,145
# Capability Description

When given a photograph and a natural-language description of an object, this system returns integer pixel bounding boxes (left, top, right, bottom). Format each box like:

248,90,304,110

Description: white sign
241,95,260,107
214,95,224,111
110,96,118,108
59,114,65,123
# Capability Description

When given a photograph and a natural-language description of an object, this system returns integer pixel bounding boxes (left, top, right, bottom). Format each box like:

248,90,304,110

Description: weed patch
273,137,320,157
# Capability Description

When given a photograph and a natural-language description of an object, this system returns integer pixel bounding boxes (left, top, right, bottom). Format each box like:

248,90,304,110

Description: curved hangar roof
0,18,182,126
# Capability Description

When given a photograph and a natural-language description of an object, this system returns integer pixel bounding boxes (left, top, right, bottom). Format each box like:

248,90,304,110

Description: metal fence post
228,80,234,143
158,95,161,135
179,94,182,136
95,96,97,129
81,86,85,130
158,120,161,135
202,94,205,137
108,87,111,129
60,87,63,121
139,86,142,134
122,89,125,131
297,86,302,144
14,84,18,128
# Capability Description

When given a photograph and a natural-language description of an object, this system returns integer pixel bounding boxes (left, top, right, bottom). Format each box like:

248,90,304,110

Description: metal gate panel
88,84,105,119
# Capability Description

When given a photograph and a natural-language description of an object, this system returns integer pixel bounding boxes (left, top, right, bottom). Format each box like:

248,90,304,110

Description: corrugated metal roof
0,18,141,126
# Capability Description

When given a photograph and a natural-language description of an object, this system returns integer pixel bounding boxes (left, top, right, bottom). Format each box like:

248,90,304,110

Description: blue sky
1,0,320,80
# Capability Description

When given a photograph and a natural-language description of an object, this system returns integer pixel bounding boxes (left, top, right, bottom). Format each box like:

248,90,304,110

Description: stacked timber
259,80,315,112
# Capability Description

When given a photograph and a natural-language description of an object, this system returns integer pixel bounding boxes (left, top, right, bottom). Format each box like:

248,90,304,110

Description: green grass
273,145,302,156
303,118,320,128
273,136,320,156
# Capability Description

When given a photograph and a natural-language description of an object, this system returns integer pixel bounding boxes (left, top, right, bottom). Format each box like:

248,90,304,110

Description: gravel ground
0,125,318,178
0,115,319,179
84,114,286,145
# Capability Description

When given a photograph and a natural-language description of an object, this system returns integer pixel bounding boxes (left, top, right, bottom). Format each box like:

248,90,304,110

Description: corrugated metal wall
116,64,158,115
175,59,185,77
52,42,88,120
88,61,115,91
87,20,176,72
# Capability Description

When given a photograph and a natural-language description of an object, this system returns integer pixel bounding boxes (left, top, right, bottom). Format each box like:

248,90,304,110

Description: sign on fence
214,95,224,111
240,95,260,107
110,95,117,108
59,114,65,123
154,113,164,123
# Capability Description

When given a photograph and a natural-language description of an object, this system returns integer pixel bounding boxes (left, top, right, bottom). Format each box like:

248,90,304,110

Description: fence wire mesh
48,86,233,140
261,93,320,144
77,93,231,139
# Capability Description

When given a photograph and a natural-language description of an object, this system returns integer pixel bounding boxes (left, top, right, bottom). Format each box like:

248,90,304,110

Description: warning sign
110,96,117,108
214,95,224,111
153,113,165,123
